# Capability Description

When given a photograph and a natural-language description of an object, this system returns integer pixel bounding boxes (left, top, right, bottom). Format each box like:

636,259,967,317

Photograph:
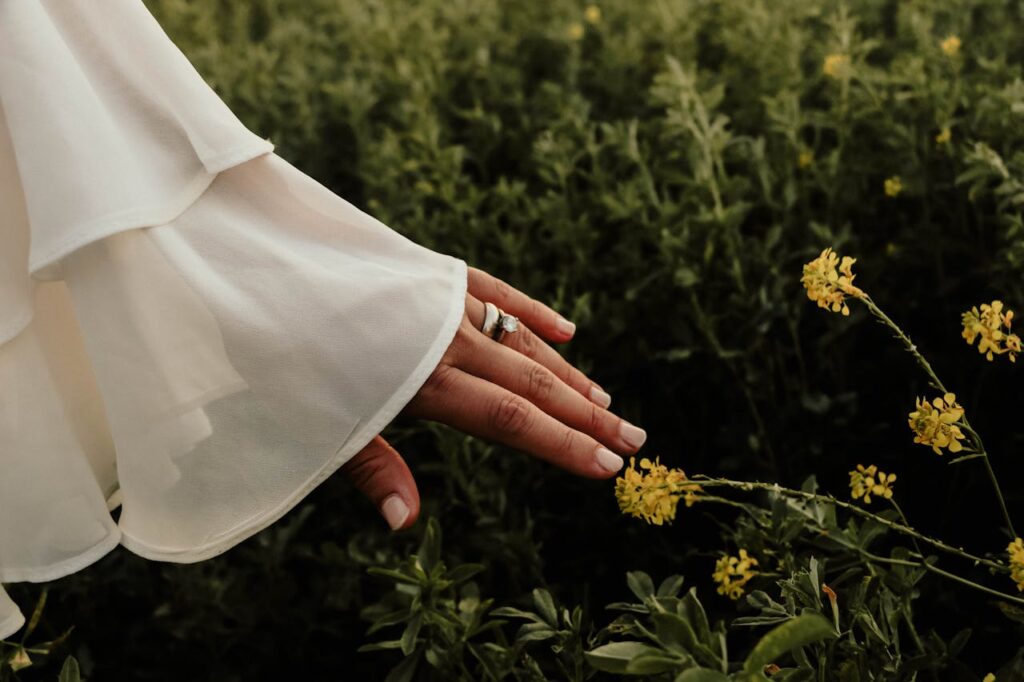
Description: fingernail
381,494,410,531
620,422,647,449
589,386,612,409
556,316,576,337
596,447,624,473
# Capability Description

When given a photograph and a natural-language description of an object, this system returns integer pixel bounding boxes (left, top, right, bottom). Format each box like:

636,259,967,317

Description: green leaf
518,627,557,643
653,612,695,654
446,563,484,584
585,642,664,674
681,588,713,648
399,613,422,655
625,652,685,675
367,567,423,587
25,588,47,639
742,614,836,673
652,612,721,668
657,575,686,598
627,571,655,603
366,610,411,635
675,669,730,682
532,589,558,626
384,650,420,682
491,607,544,622
58,656,81,682
417,518,442,574
358,640,405,652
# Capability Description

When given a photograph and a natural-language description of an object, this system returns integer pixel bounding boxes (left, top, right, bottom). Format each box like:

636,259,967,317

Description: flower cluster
935,127,952,145
614,457,701,525
884,176,903,197
822,53,849,79
962,300,1021,363
798,149,814,169
908,393,966,455
584,5,601,24
941,35,962,56
1009,538,1024,592
801,248,865,316
712,549,759,600
849,464,896,504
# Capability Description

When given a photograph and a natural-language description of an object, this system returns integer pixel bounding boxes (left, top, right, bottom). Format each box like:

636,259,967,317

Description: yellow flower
849,464,896,504
908,393,966,455
798,149,814,168
935,127,952,145
884,176,903,197
1009,538,1024,592
941,35,962,56
713,549,759,600
567,22,584,41
983,675,996,682
801,247,865,316
614,456,701,525
584,5,602,24
822,54,849,79
962,300,1021,362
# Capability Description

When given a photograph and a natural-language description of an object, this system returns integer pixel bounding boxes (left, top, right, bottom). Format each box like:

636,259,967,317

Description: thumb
340,435,421,531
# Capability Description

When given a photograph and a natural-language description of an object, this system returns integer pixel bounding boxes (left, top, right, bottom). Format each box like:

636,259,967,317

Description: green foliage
7,0,1024,678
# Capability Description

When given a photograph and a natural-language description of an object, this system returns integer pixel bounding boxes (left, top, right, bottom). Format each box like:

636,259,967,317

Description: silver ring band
479,301,521,343
480,301,500,337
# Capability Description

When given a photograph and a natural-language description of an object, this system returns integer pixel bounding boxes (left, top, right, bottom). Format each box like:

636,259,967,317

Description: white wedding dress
0,0,466,638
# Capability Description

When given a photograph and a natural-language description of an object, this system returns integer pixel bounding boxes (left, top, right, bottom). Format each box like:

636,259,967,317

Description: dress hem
117,255,468,562
0,526,122,584
27,140,273,276
0,609,25,641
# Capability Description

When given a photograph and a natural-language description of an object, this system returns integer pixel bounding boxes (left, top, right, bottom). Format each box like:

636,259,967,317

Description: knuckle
342,450,389,489
586,402,605,434
517,327,539,356
529,298,546,324
494,278,512,301
525,364,555,403
424,364,458,396
567,366,589,391
490,395,533,436
557,428,577,456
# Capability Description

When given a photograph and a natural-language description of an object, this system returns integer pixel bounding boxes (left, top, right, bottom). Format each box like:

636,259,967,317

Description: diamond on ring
492,310,520,342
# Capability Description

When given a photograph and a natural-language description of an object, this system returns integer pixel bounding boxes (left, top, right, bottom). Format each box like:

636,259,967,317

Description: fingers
340,436,420,531
467,267,577,343
465,293,612,409
458,328,646,454
404,364,626,478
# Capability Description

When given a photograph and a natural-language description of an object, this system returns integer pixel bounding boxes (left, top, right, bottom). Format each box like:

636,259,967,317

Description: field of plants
4,0,1024,679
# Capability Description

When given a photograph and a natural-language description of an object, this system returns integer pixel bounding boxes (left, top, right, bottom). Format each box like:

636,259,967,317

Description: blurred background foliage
5,0,1024,678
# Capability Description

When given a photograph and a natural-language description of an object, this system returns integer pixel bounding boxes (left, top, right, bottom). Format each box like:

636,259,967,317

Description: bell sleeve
0,0,467,638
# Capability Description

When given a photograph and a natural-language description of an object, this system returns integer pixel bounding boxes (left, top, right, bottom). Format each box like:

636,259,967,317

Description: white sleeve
0,0,466,637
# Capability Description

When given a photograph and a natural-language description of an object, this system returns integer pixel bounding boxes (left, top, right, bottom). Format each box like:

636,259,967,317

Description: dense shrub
4,0,1024,679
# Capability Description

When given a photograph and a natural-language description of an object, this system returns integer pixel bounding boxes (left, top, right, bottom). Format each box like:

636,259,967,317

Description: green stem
694,478,1006,572
700,484,1024,607
861,295,1017,539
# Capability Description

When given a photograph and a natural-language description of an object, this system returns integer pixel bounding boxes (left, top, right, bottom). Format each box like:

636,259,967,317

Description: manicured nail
620,422,647,449
589,386,612,409
556,316,577,337
381,494,410,531
596,447,624,473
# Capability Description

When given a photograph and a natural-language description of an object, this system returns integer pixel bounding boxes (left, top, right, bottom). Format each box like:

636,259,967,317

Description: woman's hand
340,267,646,530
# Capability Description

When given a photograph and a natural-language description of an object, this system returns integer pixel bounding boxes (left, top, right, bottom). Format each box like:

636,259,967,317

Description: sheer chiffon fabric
0,1,466,637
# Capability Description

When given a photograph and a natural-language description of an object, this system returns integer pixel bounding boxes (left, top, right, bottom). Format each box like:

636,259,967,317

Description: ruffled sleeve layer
0,0,467,638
